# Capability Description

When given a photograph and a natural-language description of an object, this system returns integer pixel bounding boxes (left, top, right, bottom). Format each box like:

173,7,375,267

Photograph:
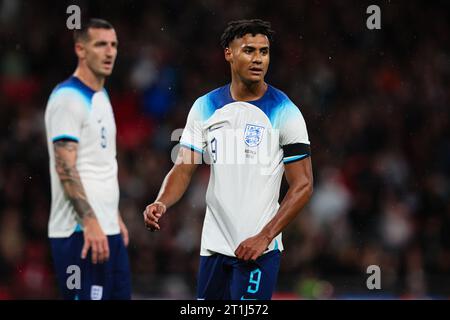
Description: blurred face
225,33,270,84
75,28,118,77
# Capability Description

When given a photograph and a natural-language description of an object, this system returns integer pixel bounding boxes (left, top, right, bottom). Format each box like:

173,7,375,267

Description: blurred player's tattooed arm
54,140,96,220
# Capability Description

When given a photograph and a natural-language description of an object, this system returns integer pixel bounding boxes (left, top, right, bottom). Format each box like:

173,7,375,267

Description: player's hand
143,201,167,232
119,217,129,247
81,217,110,264
235,234,272,261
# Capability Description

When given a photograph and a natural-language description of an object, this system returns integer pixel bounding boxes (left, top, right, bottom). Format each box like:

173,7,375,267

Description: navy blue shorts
50,232,131,300
197,250,281,300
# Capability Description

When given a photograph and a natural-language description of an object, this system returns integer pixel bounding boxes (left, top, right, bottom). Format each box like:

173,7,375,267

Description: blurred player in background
44,18,131,300
144,19,313,300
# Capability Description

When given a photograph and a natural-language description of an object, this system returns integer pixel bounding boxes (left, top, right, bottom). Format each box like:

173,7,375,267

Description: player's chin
248,77,263,85
97,65,114,76
100,68,114,76
247,73,265,83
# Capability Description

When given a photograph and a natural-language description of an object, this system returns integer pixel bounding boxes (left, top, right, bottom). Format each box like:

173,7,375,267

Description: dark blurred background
0,0,449,299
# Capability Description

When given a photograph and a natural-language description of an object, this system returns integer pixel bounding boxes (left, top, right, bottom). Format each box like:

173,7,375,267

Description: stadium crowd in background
0,1,449,299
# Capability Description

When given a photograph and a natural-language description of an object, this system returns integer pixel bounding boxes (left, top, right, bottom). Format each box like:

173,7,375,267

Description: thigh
50,232,114,300
197,254,231,300
79,234,132,300
230,250,281,300
109,234,131,300
50,232,84,300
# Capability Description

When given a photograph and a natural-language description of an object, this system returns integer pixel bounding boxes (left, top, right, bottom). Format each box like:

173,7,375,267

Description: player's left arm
235,157,313,261
118,212,129,247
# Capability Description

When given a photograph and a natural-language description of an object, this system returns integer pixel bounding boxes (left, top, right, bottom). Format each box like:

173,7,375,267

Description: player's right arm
144,96,205,231
53,139,109,264
143,146,200,231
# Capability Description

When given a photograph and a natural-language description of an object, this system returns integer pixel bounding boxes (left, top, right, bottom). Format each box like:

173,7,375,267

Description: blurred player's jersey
45,76,120,238
180,84,311,257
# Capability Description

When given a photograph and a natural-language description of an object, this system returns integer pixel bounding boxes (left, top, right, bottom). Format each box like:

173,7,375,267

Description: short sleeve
46,88,89,142
179,97,206,154
279,100,311,164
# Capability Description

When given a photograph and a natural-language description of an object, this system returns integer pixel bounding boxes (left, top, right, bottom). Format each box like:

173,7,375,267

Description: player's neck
230,79,267,102
73,67,105,92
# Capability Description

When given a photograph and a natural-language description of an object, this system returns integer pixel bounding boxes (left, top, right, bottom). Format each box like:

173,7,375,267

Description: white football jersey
45,76,120,238
180,84,311,257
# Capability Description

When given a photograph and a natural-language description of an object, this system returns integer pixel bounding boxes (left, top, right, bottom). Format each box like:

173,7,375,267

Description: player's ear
224,47,232,63
74,41,86,59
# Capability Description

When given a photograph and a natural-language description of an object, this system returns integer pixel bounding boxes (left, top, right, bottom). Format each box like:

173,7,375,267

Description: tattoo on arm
54,140,96,220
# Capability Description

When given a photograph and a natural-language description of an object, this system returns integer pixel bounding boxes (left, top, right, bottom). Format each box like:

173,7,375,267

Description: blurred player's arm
143,147,200,231
54,140,109,263
235,157,313,261
118,212,129,247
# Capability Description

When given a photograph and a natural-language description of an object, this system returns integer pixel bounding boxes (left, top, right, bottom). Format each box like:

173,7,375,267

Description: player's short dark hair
220,19,274,49
73,18,114,43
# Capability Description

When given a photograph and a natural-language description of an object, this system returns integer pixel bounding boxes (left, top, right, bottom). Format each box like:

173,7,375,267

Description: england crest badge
244,124,265,147
90,285,103,300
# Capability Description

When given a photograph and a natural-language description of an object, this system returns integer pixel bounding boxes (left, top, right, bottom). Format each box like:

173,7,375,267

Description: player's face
79,28,118,77
226,33,270,84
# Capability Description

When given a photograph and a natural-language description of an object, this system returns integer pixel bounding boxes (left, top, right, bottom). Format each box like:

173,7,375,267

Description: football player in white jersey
144,19,313,300
45,19,130,300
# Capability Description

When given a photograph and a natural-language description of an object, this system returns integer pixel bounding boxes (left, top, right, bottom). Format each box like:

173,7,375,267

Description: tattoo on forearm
54,140,96,220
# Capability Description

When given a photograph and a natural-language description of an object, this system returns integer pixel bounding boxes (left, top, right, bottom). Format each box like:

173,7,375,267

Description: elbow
305,181,313,201
300,179,313,202
292,179,313,202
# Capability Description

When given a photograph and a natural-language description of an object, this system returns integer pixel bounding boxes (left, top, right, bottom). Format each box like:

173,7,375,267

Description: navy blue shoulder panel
197,84,296,128
199,84,234,120
53,76,96,103
248,85,291,125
